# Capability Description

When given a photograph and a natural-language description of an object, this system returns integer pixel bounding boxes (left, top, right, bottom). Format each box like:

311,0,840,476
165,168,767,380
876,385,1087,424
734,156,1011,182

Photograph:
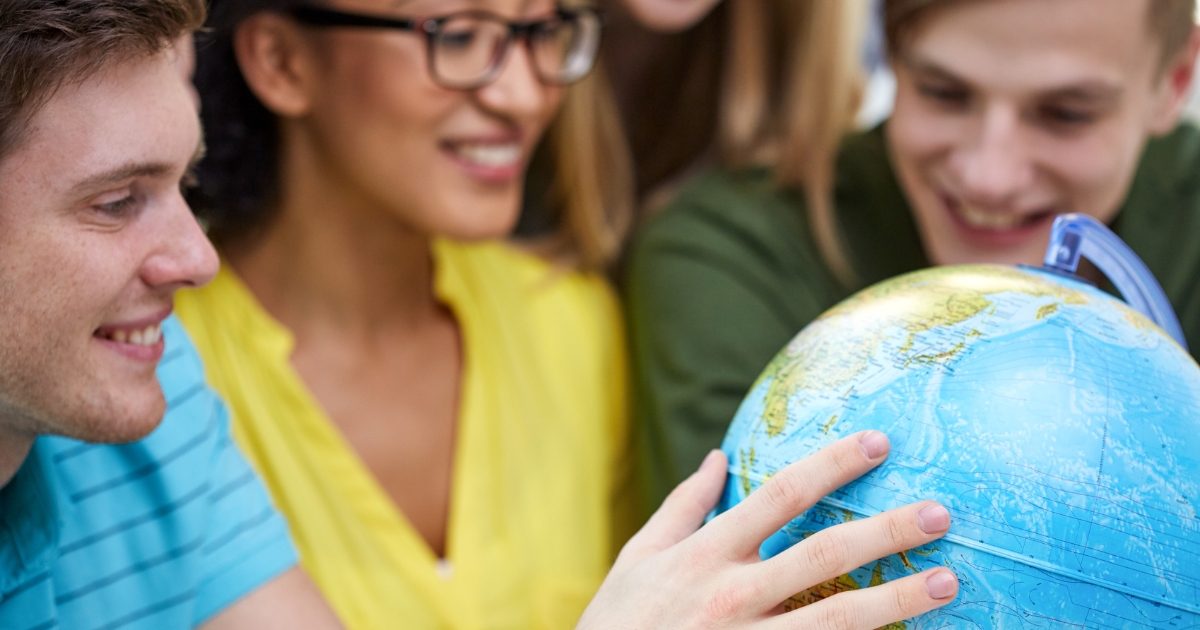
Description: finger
613,450,727,570
768,568,959,630
759,501,951,603
701,431,890,560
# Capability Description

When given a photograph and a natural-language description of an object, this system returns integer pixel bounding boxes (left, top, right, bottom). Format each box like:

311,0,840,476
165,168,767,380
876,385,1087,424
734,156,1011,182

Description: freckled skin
0,51,217,447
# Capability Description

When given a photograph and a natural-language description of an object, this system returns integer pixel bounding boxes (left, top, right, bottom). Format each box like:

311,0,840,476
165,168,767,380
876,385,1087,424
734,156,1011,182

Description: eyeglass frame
287,4,604,90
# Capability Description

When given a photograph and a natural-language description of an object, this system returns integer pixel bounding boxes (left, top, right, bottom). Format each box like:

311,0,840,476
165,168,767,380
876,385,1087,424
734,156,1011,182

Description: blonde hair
524,0,634,272
536,60,635,271
721,0,869,285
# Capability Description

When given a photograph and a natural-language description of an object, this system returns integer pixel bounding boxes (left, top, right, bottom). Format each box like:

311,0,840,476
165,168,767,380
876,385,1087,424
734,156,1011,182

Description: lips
94,309,170,362
96,322,163,346
451,143,521,168
941,194,1057,247
442,139,525,182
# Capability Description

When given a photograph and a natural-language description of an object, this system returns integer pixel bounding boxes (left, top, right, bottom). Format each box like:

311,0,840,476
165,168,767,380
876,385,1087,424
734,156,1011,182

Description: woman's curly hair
188,0,306,250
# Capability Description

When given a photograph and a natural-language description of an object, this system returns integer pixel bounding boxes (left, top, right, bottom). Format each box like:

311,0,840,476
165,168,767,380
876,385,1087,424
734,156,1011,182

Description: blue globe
717,264,1200,628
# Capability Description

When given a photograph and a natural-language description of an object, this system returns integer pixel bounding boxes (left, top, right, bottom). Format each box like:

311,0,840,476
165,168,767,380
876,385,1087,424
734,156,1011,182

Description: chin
930,240,1050,269
440,201,522,241
71,390,168,444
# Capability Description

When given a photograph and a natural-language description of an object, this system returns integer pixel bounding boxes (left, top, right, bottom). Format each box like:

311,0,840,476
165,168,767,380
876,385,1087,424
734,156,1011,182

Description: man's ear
1148,25,1200,135
233,13,317,118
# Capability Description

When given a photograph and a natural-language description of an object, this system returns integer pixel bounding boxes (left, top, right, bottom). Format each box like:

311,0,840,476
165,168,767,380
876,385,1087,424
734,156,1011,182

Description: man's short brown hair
885,0,1196,67
0,0,205,162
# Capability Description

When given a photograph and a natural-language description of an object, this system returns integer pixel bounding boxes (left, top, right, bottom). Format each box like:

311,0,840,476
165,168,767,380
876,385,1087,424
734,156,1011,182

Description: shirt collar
0,440,60,594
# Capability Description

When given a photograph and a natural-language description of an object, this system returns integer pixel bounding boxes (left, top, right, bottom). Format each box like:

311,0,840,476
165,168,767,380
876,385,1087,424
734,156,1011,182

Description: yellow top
176,240,632,630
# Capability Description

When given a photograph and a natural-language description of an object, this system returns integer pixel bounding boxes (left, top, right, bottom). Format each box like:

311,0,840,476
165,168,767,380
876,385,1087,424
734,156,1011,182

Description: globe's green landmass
718,265,1200,628
756,266,1090,440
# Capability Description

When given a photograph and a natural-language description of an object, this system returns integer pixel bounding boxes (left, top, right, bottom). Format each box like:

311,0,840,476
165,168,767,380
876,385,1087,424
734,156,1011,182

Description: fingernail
858,430,890,460
925,571,958,600
917,503,951,534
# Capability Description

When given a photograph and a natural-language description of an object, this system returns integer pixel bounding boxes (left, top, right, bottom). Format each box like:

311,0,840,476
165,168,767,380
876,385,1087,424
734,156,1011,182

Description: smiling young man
0,1,346,628
626,0,1200,508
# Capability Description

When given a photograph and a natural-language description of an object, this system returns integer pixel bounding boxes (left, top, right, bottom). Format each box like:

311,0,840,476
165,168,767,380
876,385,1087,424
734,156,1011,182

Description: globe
716,263,1200,629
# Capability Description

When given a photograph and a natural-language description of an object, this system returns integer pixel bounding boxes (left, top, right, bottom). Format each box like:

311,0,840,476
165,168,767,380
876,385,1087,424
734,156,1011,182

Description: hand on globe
577,432,959,629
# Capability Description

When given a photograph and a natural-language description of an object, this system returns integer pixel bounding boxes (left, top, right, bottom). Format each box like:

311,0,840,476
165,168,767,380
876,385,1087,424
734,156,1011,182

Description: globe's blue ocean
717,264,1200,629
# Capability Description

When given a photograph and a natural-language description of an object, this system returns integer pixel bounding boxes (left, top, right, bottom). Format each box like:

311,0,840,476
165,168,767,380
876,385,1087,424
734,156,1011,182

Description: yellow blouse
176,240,631,630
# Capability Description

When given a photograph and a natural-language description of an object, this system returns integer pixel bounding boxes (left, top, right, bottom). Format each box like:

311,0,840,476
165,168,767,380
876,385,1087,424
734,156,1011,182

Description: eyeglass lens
430,11,601,89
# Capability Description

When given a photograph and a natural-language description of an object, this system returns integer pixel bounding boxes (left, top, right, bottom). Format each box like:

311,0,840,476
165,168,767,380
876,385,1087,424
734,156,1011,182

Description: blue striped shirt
0,316,298,630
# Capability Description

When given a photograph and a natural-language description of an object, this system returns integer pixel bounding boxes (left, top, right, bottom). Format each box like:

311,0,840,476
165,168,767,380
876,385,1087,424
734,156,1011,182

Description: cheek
539,86,567,132
888,89,963,181
0,231,103,393
315,37,453,161
1036,122,1145,221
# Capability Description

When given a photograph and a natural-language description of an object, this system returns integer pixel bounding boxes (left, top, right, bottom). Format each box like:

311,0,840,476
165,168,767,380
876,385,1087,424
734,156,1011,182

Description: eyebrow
902,55,1122,104
70,140,206,194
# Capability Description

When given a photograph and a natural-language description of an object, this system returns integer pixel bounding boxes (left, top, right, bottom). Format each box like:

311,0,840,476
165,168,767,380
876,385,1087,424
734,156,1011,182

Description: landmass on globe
718,264,1200,629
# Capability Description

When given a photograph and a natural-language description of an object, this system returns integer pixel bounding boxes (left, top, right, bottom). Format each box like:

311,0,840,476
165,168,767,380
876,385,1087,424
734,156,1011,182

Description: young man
0,1,344,628
0,1,958,628
628,0,1200,507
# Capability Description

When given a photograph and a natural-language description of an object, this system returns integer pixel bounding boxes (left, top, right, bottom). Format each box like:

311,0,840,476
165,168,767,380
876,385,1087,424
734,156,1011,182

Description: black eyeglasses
289,5,603,90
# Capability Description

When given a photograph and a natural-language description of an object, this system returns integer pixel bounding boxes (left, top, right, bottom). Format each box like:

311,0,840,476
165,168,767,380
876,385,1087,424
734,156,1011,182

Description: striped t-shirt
0,316,298,630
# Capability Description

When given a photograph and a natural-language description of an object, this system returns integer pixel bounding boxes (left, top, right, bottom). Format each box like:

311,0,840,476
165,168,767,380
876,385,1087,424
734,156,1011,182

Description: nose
950,105,1035,206
140,194,219,291
474,41,552,120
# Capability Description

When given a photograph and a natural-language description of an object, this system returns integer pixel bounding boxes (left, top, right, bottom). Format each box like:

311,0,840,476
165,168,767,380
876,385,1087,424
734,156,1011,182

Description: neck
0,422,35,490
228,131,443,344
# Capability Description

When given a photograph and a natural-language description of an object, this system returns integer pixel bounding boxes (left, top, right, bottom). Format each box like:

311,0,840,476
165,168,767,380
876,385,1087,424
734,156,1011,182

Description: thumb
613,450,728,570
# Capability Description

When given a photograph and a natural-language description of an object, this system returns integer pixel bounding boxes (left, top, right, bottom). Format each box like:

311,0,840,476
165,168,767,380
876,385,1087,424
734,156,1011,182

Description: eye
435,28,478,50
95,194,139,218
917,82,970,108
1038,104,1096,127
531,19,566,42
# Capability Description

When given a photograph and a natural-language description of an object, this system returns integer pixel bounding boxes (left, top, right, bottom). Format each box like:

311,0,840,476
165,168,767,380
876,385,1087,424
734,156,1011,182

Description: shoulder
1125,122,1200,221
438,240,627,437
628,127,900,289
626,166,843,323
36,317,296,625
438,239,621,338
1120,122,1200,251
176,264,274,344
632,168,810,266
1137,122,1200,191
1120,123,1200,353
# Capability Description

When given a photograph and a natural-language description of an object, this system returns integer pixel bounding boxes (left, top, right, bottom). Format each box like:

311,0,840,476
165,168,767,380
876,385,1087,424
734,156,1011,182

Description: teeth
957,204,1026,231
453,143,521,168
102,323,162,346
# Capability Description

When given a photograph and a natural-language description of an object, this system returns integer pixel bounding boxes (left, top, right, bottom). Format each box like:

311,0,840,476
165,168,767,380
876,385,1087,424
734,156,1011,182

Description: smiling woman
175,0,633,628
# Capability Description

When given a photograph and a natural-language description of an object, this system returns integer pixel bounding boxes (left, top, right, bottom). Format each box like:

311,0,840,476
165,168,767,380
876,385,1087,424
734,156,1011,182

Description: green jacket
625,123,1200,518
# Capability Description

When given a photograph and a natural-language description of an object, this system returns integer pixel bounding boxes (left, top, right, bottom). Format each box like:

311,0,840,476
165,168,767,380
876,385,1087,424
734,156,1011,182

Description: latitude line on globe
812,495,1200,616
